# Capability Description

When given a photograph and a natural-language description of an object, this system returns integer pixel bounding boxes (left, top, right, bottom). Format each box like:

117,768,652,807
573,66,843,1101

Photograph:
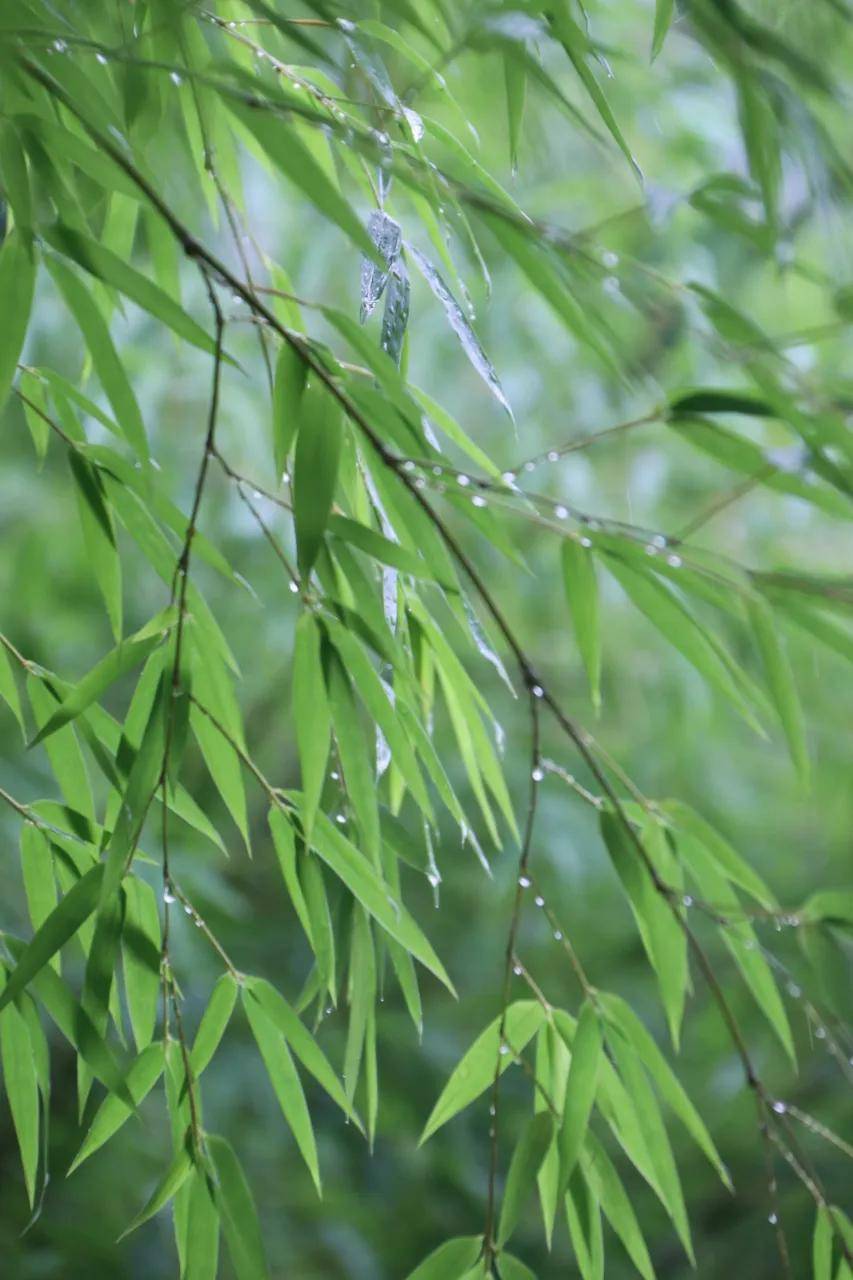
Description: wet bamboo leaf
292,613,331,843
498,1110,554,1246
185,1165,220,1280
118,1140,194,1240
190,973,239,1078
207,1134,270,1280
421,1002,546,1142
68,451,123,642
748,594,809,783
557,999,602,1196
293,384,343,577
561,539,601,710
243,986,321,1192
409,246,513,421
69,1041,164,1173
380,263,410,368
122,876,161,1052
360,210,402,321
0,989,40,1207
272,341,307,480
652,0,675,59
0,229,36,414
0,865,104,1014
20,825,58,968
404,1237,483,1279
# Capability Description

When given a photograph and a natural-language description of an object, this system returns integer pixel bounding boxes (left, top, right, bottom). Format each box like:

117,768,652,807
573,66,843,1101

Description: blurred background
0,1,851,1276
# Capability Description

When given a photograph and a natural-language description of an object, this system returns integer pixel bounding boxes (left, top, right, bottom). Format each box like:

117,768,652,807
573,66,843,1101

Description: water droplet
337,17,356,32
652,534,667,548
499,1042,510,1056
667,554,682,568
472,494,487,508
513,964,523,976
289,580,299,594
534,895,545,908
554,505,569,520
183,903,193,916
771,1100,787,1115
645,543,659,556
53,38,68,53
682,894,694,908
531,766,544,782
532,684,544,699
458,474,470,487
170,71,183,86
95,52,108,65
402,460,415,472
501,471,516,485
330,771,340,782
768,1212,779,1226
547,450,559,463
786,982,801,999
602,250,619,268
163,888,176,905
580,536,592,548
553,930,563,941
603,275,621,296
815,1025,827,1040
335,813,346,825
431,465,442,477
523,461,535,473
518,875,531,888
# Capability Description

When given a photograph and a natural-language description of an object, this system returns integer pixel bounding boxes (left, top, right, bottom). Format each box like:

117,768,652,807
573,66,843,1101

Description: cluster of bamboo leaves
0,1,851,1277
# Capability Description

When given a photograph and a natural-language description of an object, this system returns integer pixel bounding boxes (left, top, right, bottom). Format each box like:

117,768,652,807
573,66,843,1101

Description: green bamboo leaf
293,384,343,577
0,122,33,238
0,229,36,414
0,990,40,1207
68,450,123,642
557,999,602,1196
119,1142,194,1241
329,514,445,582
497,1110,554,1246
69,1041,164,1173
46,256,148,459
20,825,58,969
292,613,331,843
549,7,640,178
748,594,809,783
606,1032,693,1262
499,1256,537,1280
301,805,454,994
597,993,731,1188
813,1204,833,1280
504,53,527,173
190,973,239,1078
122,876,161,1052
245,977,362,1128
561,538,601,710
189,695,250,853
42,223,221,357
420,1002,546,1143
565,1169,605,1280
669,389,773,418
662,800,777,909
0,642,24,732
272,341,307,479
327,646,381,868
30,609,173,747
207,1135,270,1280
0,865,104,1014
652,0,675,59
582,1132,656,1280
3,940,134,1107
242,986,321,1192
599,810,687,1046
268,808,315,948
678,831,795,1062
404,1237,483,1279
228,100,383,262
185,1165,220,1280
604,554,762,727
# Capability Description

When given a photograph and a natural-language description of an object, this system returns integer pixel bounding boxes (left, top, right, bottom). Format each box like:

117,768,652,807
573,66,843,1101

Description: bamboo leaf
652,0,675,59
118,1142,194,1240
561,539,601,710
404,1238,483,1279
207,1134,270,1280
242,986,321,1192
0,229,36,414
420,1002,546,1143
0,989,40,1207
69,1041,164,1173
498,1110,554,1246
747,594,809,783
557,999,602,1196
272,341,307,479
190,974,239,1078
292,613,331,843
293,385,343,578
122,876,161,1052
0,865,104,1014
